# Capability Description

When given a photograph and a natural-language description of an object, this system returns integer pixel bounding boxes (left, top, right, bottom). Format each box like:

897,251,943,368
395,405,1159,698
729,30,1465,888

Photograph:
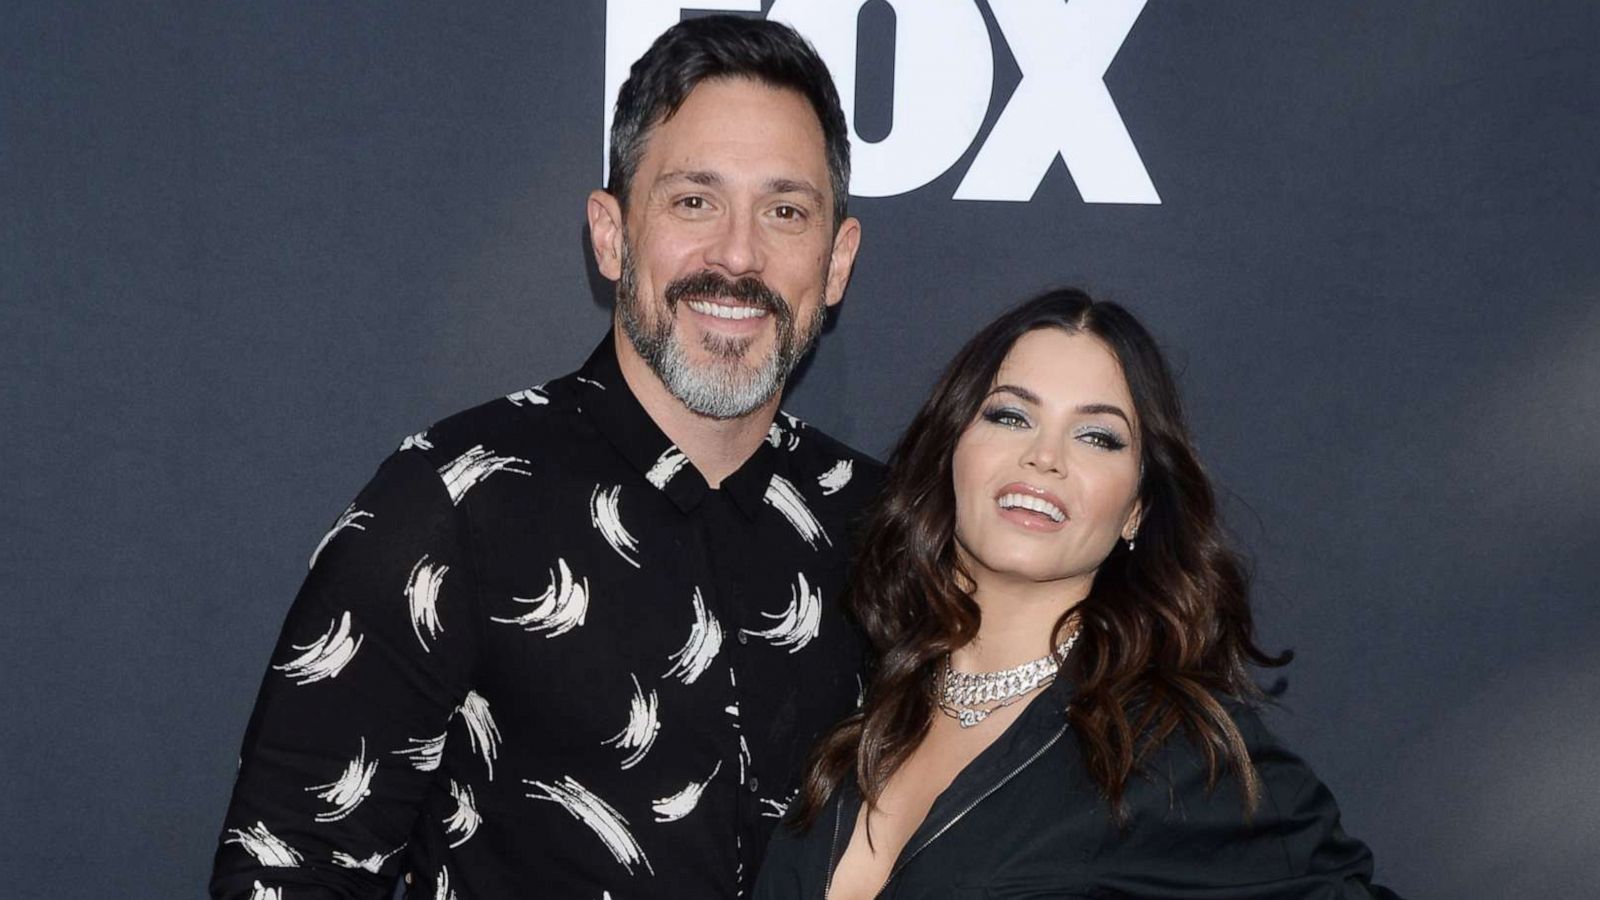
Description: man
211,16,877,900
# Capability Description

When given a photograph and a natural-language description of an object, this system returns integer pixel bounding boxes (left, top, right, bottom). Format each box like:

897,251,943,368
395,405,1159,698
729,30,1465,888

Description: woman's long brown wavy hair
793,288,1288,827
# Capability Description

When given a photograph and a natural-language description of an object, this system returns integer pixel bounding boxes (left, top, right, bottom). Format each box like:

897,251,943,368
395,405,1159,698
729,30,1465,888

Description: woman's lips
995,482,1068,532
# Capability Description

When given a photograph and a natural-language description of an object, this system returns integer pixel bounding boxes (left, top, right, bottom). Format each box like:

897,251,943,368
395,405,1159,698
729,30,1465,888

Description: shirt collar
577,332,782,518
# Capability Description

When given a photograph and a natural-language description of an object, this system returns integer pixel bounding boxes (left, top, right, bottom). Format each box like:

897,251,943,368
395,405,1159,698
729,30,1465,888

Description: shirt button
747,776,760,793
737,631,749,645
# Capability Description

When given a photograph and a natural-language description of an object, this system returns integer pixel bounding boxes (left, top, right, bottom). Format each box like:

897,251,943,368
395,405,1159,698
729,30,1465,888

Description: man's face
591,77,860,420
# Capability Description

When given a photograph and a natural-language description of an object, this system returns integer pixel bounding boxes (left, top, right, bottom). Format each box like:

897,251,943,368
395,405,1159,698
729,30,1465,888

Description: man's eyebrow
765,177,826,207
655,169,722,189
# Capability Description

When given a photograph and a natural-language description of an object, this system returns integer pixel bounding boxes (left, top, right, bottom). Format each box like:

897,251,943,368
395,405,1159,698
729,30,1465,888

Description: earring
1125,535,1137,552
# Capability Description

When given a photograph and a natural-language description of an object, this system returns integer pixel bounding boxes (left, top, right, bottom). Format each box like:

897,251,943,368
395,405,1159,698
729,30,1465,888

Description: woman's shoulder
1115,695,1319,819
1095,695,1395,897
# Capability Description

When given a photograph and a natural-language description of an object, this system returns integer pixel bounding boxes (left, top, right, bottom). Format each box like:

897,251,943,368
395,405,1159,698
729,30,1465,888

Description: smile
686,300,769,321
995,483,1067,524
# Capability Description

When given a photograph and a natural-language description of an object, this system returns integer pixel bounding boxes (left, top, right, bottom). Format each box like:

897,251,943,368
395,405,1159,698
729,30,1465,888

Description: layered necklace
936,626,1081,728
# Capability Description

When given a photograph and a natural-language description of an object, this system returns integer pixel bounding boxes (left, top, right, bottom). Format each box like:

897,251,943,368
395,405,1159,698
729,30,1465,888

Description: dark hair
607,15,851,227
794,288,1289,827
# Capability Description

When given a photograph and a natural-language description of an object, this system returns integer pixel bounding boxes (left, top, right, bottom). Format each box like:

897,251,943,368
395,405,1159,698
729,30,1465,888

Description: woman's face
951,328,1144,592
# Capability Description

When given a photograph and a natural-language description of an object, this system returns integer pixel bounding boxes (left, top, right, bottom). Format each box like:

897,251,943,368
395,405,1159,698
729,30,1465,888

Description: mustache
663,270,792,323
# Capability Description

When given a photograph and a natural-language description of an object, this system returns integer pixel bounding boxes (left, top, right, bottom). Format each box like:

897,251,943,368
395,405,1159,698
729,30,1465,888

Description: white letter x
955,0,1158,203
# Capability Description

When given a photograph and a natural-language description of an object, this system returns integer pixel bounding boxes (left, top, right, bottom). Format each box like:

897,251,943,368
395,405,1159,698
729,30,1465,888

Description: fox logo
604,1,1158,204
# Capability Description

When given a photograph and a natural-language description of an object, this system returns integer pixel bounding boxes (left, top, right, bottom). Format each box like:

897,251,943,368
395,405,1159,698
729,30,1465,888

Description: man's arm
211,448,479,900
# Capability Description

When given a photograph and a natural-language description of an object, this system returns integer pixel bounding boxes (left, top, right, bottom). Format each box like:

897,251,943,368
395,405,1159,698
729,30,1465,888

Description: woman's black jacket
754,678,1401,899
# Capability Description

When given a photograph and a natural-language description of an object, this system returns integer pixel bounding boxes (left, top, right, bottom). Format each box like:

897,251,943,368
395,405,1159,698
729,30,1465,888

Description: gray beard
615,241,829,420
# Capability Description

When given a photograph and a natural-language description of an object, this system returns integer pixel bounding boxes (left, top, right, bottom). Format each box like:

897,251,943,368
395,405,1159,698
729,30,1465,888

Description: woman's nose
1021,434,1066,476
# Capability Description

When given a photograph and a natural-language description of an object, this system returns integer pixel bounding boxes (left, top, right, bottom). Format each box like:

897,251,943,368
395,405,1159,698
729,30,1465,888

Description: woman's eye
981,406,1029,429
1077,428,1128,451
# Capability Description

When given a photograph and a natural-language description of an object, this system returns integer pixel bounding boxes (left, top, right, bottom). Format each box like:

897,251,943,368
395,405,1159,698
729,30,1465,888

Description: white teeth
686,300,768,320
997,492,1065,523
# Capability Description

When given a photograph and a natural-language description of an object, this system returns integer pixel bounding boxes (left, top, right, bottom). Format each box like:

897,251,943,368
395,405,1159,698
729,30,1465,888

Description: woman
755,290,1399,899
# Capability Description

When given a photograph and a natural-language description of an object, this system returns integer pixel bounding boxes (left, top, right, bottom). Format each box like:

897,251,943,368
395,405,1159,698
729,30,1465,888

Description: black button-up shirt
212,335,882,900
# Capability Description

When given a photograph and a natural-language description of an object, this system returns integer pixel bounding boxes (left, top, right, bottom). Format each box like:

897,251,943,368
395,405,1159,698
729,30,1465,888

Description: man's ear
587,189,624,281
823,216,862,308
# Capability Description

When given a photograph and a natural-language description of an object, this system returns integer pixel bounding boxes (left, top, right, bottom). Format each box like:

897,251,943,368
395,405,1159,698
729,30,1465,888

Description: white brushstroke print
406,555,450,651
392,731,447,772
434,866,458,900
273,611,363,684
437,445,532,505
653,760,722,823
759,790,797,819
664,588,722,685
506,385,548,406
741,572,822,653
250,882,283,900
399,430,434,451
576,376,606,390
333,844,403,873
307,737,377,823
491,558,588,637
738,734,751,787
225,821,302,867
645,445,690,490
764,475,831,548
526,776,652,875
444,779,482,848
765,421,801,451
590,485,641,568
602,674,660,770
309,504,373,570
817,459,854,496
457,690,501,780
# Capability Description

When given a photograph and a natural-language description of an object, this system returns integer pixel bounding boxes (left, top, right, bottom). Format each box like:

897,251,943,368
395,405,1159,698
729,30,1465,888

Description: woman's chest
831,717,1026,898
870,751,1104,900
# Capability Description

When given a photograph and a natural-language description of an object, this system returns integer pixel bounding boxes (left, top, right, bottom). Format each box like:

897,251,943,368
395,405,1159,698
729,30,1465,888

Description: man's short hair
608,15,851,228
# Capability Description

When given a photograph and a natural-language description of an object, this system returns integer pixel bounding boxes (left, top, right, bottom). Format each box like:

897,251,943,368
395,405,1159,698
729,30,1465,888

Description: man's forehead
640,79,827,169
660,76,820,130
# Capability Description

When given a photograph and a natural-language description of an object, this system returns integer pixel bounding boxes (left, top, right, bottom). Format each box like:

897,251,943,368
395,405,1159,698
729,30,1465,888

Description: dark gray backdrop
5,3,1597,898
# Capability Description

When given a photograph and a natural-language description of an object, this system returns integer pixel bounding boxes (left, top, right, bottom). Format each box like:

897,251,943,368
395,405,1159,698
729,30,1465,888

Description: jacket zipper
822,793,845,899
873,722,1068,898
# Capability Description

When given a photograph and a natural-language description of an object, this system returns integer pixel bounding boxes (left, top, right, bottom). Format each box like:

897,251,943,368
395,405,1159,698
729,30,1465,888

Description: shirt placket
690,491,763,895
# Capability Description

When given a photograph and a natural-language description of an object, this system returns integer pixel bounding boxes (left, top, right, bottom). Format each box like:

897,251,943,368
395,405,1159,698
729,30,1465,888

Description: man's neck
612,330,779,489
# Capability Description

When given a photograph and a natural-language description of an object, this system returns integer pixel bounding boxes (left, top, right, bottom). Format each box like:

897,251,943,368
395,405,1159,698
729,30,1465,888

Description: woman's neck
953,573,1089,673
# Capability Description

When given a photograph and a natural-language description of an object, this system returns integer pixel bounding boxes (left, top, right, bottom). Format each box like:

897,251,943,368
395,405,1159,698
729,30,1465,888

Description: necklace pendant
957,707,988,728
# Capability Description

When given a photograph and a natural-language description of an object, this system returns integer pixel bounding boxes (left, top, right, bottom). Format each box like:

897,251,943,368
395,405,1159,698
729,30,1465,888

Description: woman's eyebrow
1077,402,1132,429
989,387,1133,429
988,384,1040,405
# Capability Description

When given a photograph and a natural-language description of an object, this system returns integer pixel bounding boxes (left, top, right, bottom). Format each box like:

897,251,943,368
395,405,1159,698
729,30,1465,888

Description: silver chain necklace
936,628,1081,728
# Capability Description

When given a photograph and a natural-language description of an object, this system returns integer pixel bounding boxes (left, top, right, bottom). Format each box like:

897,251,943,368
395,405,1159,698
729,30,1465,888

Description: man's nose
703,208,764,277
